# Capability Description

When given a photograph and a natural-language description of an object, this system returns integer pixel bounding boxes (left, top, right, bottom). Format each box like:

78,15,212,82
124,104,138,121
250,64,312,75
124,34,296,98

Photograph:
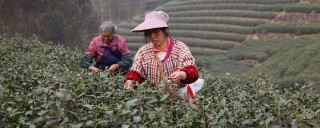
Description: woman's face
101,31,113,43
145,28,167,47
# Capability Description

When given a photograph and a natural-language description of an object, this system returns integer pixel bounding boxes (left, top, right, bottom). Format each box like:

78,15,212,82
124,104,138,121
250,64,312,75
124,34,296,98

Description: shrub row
127,43,144,51
118,28,246,42
164,0,299,7
123,36,145,43
123,35,236,51
123,36,236,51
194,54,252,75
190,47,225,56
119,22,256,34
159,4,283,12
171,23,255,34
257,23,320,34
116,28,144,36
168,10,277,19
132,16,266,27
227,39,278,62
176,37,236,50
171,30,246,42
283,5,320,13
144,0,171,10
118,22,138,29
131,15,144,23
242,34,320,89
170,17,265,26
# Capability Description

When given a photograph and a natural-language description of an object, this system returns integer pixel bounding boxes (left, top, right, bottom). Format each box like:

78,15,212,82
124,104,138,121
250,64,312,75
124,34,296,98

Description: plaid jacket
125,38,198,86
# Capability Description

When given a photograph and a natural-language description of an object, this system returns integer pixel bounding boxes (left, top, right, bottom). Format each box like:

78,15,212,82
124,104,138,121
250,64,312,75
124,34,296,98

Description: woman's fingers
168,72,178,82
108,64,120,72
168,72,177,79
124,80,133,91
168,71,186,83
89,66,100,73
93,68,100,72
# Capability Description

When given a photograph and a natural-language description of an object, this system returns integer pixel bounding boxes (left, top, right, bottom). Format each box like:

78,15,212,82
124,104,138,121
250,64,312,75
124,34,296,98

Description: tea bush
1,34,319,127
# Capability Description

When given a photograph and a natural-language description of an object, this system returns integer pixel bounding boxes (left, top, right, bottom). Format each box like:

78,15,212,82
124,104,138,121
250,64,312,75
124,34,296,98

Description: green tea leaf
126,98,138,107
83,104,93,110
160,94,169,101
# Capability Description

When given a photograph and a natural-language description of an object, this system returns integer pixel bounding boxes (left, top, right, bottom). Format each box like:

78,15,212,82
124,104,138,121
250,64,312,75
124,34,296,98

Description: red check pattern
125,38,199,87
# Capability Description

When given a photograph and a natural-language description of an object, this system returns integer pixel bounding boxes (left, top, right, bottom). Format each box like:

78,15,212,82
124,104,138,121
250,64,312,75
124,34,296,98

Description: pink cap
132,11,169,32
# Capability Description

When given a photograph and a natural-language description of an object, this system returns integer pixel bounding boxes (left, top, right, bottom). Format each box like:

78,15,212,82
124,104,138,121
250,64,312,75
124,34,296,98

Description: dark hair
143,27,170,43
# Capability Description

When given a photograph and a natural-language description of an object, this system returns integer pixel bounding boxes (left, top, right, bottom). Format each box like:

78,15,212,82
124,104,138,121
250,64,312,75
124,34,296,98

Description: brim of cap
132,18,168,32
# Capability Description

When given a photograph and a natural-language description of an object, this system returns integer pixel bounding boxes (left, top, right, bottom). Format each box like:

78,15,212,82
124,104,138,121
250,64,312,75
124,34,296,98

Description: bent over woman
81,21,132,73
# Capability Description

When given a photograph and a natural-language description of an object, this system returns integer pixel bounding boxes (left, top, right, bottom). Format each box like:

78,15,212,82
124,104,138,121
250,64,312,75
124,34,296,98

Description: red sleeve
180,65,199,84
119,39,130,56
125,70,143,83
85,39,97,57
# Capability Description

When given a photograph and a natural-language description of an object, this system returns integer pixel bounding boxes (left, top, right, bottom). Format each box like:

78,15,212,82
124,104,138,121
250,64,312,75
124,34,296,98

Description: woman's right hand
88,66,100,73
124,80,134,92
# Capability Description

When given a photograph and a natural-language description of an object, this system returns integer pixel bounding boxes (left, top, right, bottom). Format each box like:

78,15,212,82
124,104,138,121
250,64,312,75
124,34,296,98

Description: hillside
232,34,320,89
116,0,320,86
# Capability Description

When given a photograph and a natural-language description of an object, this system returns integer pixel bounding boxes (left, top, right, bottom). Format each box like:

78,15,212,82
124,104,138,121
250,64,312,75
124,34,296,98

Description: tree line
0,0,170,50
91,0,170,23
0,0,98,49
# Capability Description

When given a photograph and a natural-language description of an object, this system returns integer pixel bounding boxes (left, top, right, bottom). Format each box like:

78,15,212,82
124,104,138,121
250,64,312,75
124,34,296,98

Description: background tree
0,0,98,49
90,0,170,23
0,0,170,49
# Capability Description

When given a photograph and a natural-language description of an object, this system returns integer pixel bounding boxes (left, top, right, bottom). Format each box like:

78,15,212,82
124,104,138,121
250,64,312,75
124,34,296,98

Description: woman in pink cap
81,21,132,73
124,11,199,92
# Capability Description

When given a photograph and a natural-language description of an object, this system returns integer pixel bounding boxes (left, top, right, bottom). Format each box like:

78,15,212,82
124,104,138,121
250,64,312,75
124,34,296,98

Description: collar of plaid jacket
155,38,174,63
153,37,171,52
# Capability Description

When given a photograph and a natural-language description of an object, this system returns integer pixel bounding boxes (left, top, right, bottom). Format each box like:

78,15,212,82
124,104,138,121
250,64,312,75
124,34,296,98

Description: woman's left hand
108,64,120,72
168,71,186,83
